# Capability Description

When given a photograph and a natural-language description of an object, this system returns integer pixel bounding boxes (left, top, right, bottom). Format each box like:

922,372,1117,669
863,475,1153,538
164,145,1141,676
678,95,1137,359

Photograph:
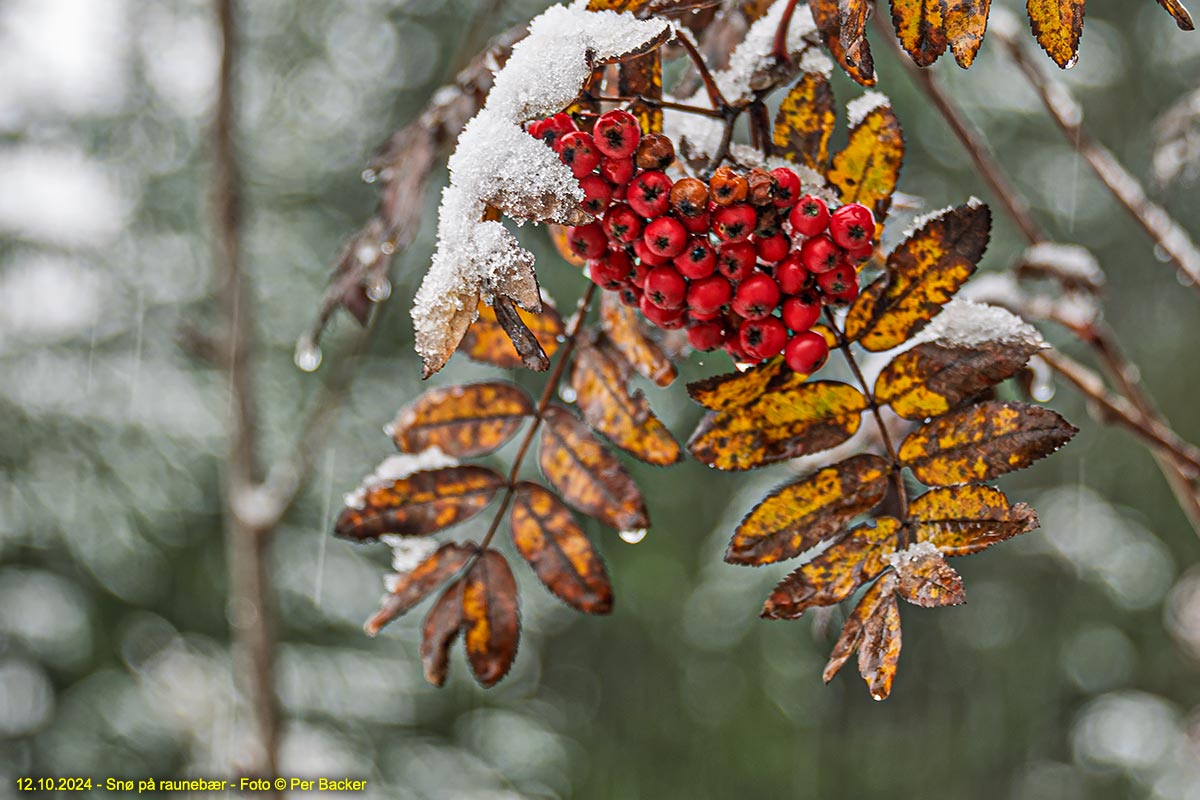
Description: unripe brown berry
746,168,777,206
669,177,709,218
635,133,675,170
709,166,748,206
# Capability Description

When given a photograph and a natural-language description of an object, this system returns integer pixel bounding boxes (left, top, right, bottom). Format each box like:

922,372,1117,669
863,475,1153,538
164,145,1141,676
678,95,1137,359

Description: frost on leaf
413,3,671,377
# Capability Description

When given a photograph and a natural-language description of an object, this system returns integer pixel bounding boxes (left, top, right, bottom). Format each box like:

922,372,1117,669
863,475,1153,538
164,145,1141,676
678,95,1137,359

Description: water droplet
1123,364,1141,384
367,277,392,302
871,692,884,702
559,386,578,403
1154,244,1171,263
1031,372,1055,403
293,336,322,372
361,168,378,184
619,528,647,544
380,241,396,255
356,243,379,265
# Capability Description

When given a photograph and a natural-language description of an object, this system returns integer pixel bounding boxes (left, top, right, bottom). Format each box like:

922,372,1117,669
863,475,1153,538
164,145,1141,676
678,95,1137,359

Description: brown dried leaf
600,292,676,387
823,572,896,683
539,405,649,530
571,337,682,466
761,517,900,619
945,0,992,67
773,71,836,170
839,0,872,67
619,49,664,133
1157,0,1195,30
686,357,786,412
510,481,613,614
390,381,534,458
493,296,551,372
365,541,478,636
874,338,1043,420
858,587,902,700
894,545,966,607
909,485,1040,556
899,401,1078,486
810,0,877,85
420,580,464,687
845,202,991,351
459,300,564,369
462,550,520,687
687,381,867,471
1026,0,1085,68
728,454,891,565
827,98,903,222
334,466,504,541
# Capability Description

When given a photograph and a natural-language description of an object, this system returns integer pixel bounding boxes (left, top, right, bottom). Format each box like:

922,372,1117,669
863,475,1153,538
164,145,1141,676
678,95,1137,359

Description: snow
1021,242,1105,287
915,298,1047,350
341,446,459,511
899,197,983,242
381,537,440,589
846,91,889,129
797,47,834,79
886,540,941,571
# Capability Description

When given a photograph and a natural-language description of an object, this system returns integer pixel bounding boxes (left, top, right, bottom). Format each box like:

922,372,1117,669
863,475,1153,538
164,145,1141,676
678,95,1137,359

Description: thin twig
676,29,729,110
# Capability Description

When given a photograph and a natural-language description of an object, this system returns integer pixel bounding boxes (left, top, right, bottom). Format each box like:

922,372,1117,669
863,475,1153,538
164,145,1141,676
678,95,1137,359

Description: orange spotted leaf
510,482,613,614
462,550,520,688
686,357,786,412
945,0,992,67
600,292,676,387
334,466,504,541
1026,0,1085,68
459,300,564,370
761,517,900,619
893,544,966,607
845,201,991,351
839,0,873,69
858,585,902,699
899,401,1078,486
773,71,836,170
890,0,948,66
420,580,464,687
823,572,896,683
571,337,682,466
728,454,891,565
390,382,534,458
539,405,649,530
828,98,903,222
365,541,478,636
688,380,867,471
909,485,1040,555
810,0,877,85
1157,0,1195,30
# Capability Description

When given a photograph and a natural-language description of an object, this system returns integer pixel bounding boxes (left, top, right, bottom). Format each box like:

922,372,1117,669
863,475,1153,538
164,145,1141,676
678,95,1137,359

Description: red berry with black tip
628,170,673,218
627,260,650,288
618,284,642,308
643,217,689,258
800,233,840,273
602,203,643,245
724,331,751,363
578,174,611,216
687,320,728,351
846,242,874,263
785,330,830,373
633,238,668,267
681,211,710,234
669,177,709,218
640,293,686,328
816,263,856,297
644,265,687,309
716,241,756,282
789,194,830,237
599,156,635,186
775,253,809,295
558,131,601,178
674,237,716,279
687,274,732,315
740,317,788,360
593,109,640,158
829,202,875,250
755,232,791,264
531,113,577,150
771,167,801,208
588,257,625,290
781,295,821,332
568,222,607,259
732,273,781,320
687,305,722,322
712,203,757,243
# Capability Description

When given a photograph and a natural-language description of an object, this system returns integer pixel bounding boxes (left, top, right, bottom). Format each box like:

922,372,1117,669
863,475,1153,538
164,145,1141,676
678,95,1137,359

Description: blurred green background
2,0,1199,798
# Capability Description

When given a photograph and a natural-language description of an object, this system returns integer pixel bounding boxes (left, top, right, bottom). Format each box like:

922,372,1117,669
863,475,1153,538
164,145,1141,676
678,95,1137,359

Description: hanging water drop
367,277,392,302
294,336,322,372
619,528,647,544
559,386,577,403
380,241,396,255
361,168,378,184
871,692,885,702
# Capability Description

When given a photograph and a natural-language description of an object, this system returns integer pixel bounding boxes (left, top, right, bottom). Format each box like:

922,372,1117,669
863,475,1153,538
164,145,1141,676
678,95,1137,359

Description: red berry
674,237,716,279
789,194,830,237
712,203,757,243
604,250,635,282
771,167,801,208
716,241,756,282
593,109,640,158
775,253,810,295
681,211,710,234
829,202,875,249
800,234,840,274
817,264,858,302
740,317,788,361
687,274,732,315
579,174,612,216
687,306,723,322
531,113,577,150
846,242,874,262
643,217,689,258
588,257,625,289
785,330,830,373
644,265,687,309
755,232,791,264
627,260,650,288
568,222,607,259
781,296,821,332
618,284,642,307
599,156,635,186
732,273,781,320
628,171,673,218
687,320,728,351
602,203,643,245
558,131,601,178
639,293,685,328
611,183,627,201
632,238,668,267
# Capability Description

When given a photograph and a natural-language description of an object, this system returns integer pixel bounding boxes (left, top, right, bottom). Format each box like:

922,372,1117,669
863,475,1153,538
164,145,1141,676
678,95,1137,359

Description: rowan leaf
889,0,948,66
810,0,877,86
390,382,534,458
600,291,676,387
1157,0,1195,30
909,485,1040,555
823,573,896,683
899,401,1078,486
761,517,900,620
686,357,786,412
571,337,682,466
365,541,479,636
945,0,991,67
828,98,903,222
334,466,504,541
874,338,1043,421
839,0,873,69
510,481,613,614
773,71,836,170
688,381,867,471
893,543,966,607
420,580,464,687
1026,0,1085,68
858,587,902,700
586,0,650,11
493,296,551,372
619,49,663,133
728,454,891,565
462,550,520,687
459,300,564,369
844,201,991,351
539,405,649,530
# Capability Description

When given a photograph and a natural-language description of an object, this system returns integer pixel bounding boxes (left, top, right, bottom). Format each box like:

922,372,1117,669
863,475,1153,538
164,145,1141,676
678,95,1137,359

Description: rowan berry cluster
531,109,877,373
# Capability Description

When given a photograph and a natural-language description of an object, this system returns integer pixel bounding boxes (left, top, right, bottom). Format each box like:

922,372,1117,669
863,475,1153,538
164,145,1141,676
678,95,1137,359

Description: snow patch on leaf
342,447,459,510
846,91,889,129
914,298,1047,350
886,540,941,571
